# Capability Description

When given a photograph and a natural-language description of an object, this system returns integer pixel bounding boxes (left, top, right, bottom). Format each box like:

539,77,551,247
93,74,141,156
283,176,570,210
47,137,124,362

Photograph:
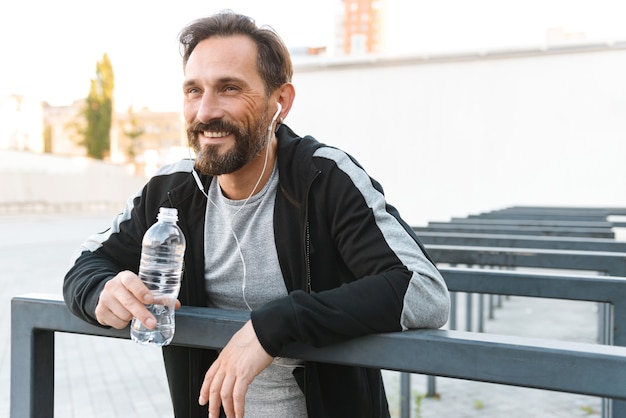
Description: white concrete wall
0,150,147,212
287,44,626,225
4,43,625,223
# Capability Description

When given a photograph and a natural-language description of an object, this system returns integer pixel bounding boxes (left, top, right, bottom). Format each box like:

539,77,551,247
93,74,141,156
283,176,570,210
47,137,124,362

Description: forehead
184,35,260,80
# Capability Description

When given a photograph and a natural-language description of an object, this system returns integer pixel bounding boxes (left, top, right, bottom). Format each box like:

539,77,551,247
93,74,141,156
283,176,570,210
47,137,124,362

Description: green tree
80,53,114,159
123,105,144,161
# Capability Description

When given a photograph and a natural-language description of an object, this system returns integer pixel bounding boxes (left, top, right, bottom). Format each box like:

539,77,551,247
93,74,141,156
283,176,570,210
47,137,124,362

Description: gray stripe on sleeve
313,147,449,330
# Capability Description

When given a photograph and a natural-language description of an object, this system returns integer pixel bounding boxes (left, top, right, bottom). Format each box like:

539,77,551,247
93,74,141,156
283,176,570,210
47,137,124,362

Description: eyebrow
183,76,249,89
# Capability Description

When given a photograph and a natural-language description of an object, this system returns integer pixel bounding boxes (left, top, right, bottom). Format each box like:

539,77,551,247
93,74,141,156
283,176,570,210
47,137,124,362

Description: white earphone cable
192,103,281,311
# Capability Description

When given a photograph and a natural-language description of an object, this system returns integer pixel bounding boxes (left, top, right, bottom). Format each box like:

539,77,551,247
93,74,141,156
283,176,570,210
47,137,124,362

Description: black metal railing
11,293,626,418
408,205,626,417
11,206,626,417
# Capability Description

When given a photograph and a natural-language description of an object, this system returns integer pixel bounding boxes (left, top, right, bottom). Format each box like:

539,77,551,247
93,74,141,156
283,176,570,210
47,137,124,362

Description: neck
217,137,277,200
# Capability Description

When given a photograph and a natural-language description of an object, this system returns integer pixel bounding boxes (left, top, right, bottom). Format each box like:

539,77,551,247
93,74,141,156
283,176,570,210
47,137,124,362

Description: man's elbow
400,274,450,330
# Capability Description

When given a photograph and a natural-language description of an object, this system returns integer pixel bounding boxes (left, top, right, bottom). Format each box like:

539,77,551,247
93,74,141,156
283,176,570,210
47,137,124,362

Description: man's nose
196,93,225,124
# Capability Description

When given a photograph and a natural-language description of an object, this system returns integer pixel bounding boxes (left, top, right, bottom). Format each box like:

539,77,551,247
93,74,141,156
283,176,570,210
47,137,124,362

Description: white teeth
203,131,229,138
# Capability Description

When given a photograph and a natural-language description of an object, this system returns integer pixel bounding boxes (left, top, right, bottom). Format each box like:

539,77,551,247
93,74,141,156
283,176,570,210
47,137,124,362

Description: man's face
183,35,271,176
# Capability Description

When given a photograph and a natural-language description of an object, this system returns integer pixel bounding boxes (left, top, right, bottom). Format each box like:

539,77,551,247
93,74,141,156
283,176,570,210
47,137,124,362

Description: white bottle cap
158,207,178,222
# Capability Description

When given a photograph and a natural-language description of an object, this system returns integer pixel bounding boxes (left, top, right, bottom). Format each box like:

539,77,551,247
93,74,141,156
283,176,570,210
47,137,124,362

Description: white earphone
268,102,282,133
192,101,283,311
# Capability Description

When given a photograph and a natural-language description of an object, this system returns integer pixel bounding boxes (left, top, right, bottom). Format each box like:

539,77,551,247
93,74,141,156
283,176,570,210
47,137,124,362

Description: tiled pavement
1,211,605,417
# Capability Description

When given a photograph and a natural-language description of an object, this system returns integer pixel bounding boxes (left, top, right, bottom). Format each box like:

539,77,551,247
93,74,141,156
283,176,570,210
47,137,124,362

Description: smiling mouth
203,130,230,138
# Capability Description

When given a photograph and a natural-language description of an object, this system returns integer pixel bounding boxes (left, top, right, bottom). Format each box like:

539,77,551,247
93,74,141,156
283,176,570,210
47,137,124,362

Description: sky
2,0,626,112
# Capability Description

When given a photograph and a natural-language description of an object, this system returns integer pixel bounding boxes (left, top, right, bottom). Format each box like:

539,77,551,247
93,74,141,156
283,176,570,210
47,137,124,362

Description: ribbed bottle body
131,208,185,346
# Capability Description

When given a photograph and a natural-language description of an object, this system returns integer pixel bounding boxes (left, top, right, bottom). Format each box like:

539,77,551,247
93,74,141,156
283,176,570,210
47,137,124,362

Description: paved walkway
1,212,605,417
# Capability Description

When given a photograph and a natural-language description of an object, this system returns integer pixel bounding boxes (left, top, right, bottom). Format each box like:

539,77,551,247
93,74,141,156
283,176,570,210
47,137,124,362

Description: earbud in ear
272,103,282,124
268,103,282,133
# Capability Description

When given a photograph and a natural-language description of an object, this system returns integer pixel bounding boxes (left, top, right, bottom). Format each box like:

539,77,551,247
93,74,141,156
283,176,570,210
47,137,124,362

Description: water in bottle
131,207,186,346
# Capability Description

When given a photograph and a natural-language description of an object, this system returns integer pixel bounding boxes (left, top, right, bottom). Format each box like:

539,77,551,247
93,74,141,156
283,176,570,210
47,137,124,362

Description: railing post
478,293,485,332
449,292,457,330
611,302,626,418
400,373,411,418
465,293,473,331
11,299,56,418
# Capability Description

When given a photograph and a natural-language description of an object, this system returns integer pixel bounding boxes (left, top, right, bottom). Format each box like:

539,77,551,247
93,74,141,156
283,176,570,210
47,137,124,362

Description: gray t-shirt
204,163,307,417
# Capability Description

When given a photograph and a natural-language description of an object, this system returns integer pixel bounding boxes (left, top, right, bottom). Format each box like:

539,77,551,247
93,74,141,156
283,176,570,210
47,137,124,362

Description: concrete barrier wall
0,150,147,213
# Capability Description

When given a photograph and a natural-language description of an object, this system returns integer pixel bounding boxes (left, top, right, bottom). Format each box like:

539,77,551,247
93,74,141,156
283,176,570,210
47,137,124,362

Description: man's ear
275,83,296,121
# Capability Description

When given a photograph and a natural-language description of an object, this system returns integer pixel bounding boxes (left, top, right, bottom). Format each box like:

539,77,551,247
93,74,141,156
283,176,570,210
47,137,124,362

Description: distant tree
80,53,115,159
42,123,52,153
123,106,144,161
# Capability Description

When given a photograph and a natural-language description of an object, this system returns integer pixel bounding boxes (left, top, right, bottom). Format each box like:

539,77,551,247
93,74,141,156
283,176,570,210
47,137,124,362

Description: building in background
338,0,386,55
42,100,85,157
0,94,44,153
2,0,392,163
2,95,185,177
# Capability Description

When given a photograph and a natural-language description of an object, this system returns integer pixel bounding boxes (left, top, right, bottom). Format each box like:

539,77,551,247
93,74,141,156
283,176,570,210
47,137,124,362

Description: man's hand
199,320,273,418
94,270,156,329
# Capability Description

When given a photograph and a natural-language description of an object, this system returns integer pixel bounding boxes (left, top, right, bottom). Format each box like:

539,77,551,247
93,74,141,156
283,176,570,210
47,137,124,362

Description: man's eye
186,87,200,96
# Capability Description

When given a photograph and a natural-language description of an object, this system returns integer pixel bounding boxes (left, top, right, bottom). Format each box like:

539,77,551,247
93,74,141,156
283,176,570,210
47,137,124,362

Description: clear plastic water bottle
130,207,186,346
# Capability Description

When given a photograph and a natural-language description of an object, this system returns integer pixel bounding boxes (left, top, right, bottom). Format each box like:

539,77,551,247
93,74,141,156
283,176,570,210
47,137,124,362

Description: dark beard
188,112,269,176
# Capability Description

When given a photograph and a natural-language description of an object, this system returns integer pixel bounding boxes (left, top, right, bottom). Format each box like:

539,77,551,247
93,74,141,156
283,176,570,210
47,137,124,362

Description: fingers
217,374,235,418
216,376,235,417
95,270,156,329
199,368,241,418
198,364,214,406
119,271,154,304
232,379,247,418
199,321,273,417
221,375,248,418
199,364,222,416
94,300,131,329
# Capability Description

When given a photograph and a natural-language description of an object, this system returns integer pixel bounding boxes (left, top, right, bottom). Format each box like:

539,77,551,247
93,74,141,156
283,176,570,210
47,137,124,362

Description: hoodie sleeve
252,146,450,356
62,192,147,326
63,160,197,326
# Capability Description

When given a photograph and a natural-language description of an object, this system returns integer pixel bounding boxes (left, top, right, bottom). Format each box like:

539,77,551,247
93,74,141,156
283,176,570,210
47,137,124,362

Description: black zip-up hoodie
64,124,450,417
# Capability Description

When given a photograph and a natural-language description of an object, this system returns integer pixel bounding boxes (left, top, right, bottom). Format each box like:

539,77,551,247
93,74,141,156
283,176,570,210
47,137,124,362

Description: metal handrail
11,294,626,418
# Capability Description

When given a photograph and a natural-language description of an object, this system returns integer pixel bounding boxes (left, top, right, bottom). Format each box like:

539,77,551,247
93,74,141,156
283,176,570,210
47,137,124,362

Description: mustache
189,119,240,134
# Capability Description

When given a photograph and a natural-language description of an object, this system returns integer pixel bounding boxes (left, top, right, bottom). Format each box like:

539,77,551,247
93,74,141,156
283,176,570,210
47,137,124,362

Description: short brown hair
179,10,293,95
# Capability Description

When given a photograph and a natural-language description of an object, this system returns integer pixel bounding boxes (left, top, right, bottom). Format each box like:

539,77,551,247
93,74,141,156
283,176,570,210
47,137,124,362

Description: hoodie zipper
302,168,319,294
167,190,190,302
301,169,319,417
304,221,312,293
